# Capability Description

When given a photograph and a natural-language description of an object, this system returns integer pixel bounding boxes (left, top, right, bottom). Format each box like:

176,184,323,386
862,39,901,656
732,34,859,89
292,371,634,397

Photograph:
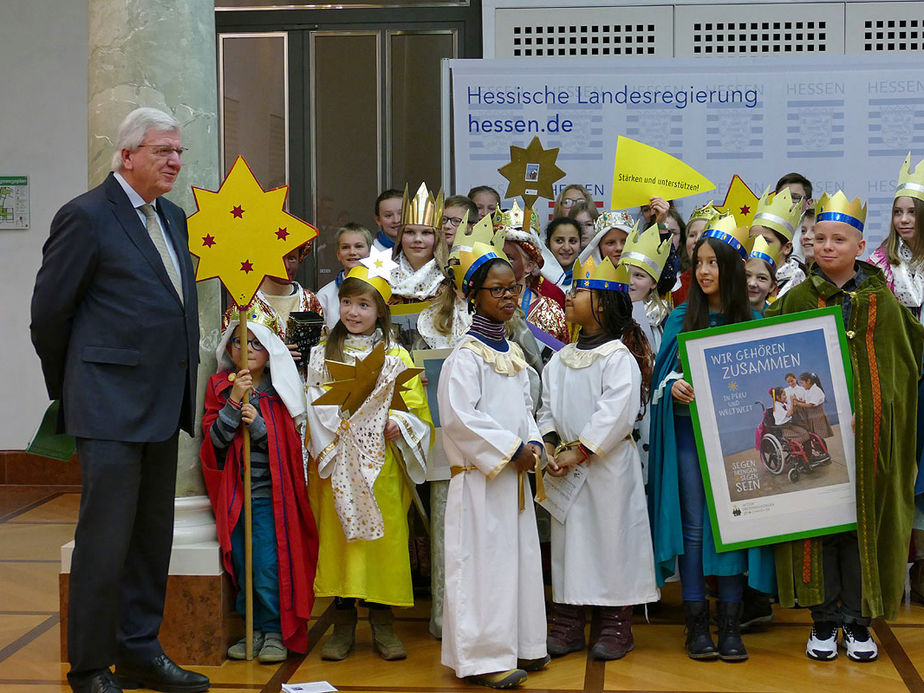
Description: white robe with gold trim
438,335,547,677
538,340,659,606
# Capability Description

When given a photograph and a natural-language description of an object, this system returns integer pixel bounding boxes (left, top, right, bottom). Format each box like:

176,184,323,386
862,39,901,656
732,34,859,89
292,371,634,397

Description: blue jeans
675,417,743,603
231,496,281,633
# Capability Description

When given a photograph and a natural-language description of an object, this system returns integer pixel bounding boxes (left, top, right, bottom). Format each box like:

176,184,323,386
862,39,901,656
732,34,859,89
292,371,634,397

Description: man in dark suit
31,108,209,693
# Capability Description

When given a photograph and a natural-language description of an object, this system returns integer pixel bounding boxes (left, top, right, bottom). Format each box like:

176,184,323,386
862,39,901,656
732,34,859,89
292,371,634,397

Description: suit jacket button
179,360,187,368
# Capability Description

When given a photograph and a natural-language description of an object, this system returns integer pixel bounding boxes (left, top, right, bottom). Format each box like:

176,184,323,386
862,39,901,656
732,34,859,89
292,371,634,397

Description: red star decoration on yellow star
717,174,759,226
202,234,215,247
276,227,289,240
187,156,319,307
231,205,244,218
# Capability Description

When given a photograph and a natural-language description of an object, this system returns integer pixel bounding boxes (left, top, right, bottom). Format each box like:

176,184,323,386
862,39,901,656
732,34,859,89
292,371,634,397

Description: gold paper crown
448,213,508,295
815,191,867,232
702,212,752,260
619,221,672,281
751,187,801,242
896,153,924,202
239,300,285,337
572,255,630,292
401,182,444,228
688,201,721,225
345,265,392,303
747,235,781,272
495,200,541,233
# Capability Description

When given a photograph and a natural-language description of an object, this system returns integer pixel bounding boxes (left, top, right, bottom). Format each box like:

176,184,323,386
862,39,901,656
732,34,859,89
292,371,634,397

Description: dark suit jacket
31,173,199,441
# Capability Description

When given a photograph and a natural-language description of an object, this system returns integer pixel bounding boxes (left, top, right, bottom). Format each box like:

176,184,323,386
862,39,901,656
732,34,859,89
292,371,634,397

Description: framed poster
678,307,855,552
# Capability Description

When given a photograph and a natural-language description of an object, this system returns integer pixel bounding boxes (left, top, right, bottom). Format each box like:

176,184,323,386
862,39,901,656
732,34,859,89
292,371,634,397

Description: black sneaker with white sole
842,623,878,662
806,621,838,661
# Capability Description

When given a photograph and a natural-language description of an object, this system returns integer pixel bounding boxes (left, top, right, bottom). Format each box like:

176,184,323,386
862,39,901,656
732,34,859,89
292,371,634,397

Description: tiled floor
1,484,923,692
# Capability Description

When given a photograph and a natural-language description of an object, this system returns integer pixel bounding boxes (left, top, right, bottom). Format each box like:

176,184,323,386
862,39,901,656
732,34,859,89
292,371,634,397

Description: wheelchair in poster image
753,401,831,483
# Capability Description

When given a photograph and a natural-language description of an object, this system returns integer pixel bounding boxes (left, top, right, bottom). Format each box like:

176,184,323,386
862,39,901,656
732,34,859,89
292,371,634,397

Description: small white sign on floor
281,683,338,693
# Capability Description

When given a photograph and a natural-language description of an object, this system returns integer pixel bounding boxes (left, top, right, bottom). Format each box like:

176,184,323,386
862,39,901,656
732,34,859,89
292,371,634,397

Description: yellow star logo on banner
717,174,760,227
187,156,318,308
498,136,566,208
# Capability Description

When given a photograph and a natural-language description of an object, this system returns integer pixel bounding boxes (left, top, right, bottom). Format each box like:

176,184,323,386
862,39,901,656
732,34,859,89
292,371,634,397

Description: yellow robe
307,336,433,606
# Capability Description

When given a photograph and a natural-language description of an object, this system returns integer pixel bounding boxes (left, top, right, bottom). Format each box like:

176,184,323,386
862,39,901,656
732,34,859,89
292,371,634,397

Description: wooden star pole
188,155,318,660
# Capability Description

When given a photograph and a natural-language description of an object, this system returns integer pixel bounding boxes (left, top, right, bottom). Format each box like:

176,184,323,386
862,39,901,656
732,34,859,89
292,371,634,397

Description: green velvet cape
765,262,924,619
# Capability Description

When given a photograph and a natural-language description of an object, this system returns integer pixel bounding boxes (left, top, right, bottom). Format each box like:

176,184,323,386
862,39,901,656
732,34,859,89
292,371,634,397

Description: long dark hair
325,277,392,361
800,371,824,392
588,289,654,413
682,236,752,332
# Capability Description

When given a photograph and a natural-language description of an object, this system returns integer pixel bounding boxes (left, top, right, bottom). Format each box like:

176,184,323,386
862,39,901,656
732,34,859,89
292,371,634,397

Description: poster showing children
679,307,856,551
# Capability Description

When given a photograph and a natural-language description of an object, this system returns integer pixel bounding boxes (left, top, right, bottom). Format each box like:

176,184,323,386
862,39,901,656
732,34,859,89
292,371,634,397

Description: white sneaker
842,623,878,662
806,621,838,661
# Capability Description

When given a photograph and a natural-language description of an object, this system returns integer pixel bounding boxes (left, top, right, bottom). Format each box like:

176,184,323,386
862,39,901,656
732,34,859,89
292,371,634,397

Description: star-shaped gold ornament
497,136,566,208
312,342,422,416
188,156,318,308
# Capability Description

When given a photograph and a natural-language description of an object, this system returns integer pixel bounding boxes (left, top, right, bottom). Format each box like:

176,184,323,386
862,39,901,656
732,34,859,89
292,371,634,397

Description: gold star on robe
187,155,318,308
312,342,423,417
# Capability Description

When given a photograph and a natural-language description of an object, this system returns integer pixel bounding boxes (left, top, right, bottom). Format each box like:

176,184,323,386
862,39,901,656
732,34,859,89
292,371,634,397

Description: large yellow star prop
187,156,318,308
312,342,423,417
498,136,566,208
717,174,760,227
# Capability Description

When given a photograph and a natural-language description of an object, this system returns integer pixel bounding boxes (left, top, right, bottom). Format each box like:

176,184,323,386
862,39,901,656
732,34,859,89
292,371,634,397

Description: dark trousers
67,435,179,683
810,531,869,626
676,417,744,603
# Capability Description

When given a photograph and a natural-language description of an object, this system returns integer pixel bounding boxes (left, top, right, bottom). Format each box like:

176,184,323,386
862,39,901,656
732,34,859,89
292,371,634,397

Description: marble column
88,0,220,536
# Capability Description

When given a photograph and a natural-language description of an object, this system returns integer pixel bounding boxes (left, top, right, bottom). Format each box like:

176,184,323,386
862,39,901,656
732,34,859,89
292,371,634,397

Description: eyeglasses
560,198,578,208
478,284,524,298
567,285,590,297
230,337,265,351
441,215,464,228
789,194,805,203
137,145,186,158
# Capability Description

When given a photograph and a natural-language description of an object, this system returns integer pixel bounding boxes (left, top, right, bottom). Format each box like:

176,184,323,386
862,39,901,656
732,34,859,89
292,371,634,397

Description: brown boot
321,605,357,660
369,607,407,660
546,603,586,657
591,606,634,660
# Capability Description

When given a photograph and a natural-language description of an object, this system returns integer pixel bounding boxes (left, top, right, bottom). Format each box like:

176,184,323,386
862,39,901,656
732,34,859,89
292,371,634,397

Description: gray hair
110,107,181,171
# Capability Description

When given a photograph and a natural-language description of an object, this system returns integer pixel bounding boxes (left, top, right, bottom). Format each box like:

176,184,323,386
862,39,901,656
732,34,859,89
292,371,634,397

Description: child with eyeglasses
200,318,319,664
439,252,549,689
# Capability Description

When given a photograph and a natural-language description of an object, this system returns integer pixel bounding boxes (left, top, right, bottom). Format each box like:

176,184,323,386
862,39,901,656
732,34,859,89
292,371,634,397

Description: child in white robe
539,257,659,661
438,254,549,689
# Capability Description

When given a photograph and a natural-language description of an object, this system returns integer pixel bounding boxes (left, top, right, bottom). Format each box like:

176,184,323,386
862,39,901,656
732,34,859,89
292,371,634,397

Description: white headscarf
215,321,307,423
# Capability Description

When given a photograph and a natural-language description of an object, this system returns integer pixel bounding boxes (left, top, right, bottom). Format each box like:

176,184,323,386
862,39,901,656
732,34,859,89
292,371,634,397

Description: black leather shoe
71,670,123,693
115,654,209,692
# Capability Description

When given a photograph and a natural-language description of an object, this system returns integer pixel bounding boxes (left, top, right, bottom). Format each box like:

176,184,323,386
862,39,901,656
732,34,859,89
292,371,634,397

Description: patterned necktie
140,204,184,305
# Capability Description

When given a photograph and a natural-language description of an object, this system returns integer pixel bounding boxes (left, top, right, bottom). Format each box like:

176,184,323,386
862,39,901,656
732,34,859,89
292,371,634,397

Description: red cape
537,276,566,310
200,372,318,653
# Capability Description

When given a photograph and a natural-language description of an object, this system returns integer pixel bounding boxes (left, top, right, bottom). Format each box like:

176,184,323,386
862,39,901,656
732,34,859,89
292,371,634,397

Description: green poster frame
677,306,855,552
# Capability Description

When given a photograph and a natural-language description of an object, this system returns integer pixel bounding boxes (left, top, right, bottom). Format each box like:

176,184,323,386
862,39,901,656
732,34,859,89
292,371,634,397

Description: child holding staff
201,314,319,662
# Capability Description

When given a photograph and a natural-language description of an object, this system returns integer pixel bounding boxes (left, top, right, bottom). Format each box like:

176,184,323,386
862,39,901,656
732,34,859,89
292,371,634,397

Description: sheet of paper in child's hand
539,463,589,524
